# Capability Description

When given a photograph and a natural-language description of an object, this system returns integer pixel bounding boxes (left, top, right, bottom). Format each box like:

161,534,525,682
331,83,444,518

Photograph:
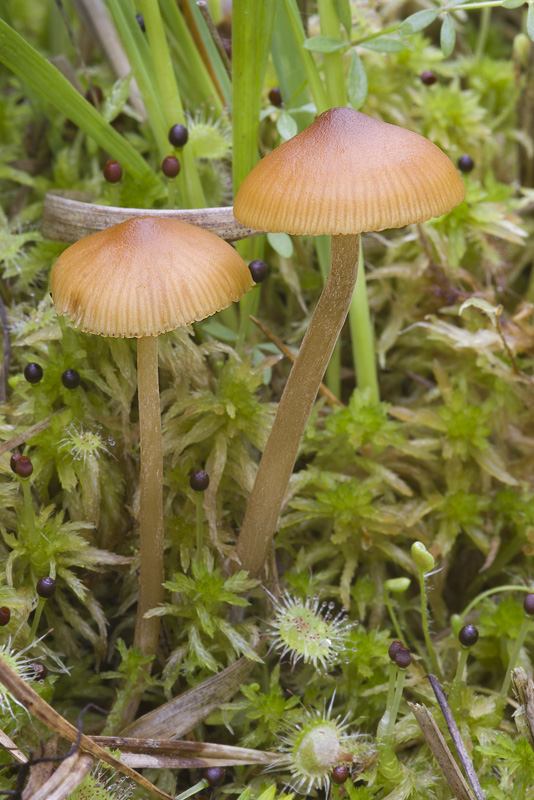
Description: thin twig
196,1,232,74
250,315,345,408
427,675,486,800
0,412,63,456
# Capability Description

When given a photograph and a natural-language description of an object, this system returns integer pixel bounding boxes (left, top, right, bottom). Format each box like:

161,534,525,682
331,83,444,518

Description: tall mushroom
233,107,465,577
50,216,253,655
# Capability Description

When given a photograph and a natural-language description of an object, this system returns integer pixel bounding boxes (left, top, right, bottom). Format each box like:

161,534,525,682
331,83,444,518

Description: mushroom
50,216,254,655
233,107,466,577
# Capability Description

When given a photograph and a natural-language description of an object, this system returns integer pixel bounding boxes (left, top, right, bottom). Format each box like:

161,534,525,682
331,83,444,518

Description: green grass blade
182,0,232,109
281,0,329,113
0,19,158,188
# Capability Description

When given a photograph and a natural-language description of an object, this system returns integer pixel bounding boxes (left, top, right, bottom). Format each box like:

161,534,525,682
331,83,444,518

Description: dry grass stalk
121,653,256,738
0,727,27,764
409,703,476,800
0,656,176,800
22,753,94,800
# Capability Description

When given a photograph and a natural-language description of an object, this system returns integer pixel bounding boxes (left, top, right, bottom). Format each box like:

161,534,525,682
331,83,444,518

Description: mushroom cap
50,216,254,338
234,107,466,236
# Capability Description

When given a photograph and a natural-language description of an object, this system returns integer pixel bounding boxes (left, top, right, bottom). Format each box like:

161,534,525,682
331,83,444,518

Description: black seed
103,160,123,184
458,624,479,647
524,593,534,616
10,452,22,474
162,156,181,179
248,259,269,283
204,767,225,787
332,765,349,785
395,647,411,669
136,12,145,32
16,455,33,479
458,154,475,173
62,369,81,390
268,87,283,107
388,639,404,662
190,470,210,492
420,70,437,86
0,607,10,626
168,124,189,148
36,577,56,599
24,362,43,384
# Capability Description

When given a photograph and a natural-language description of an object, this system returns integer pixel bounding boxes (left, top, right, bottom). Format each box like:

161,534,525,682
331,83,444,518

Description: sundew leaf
347,51,368,109
440,14,456,57
303,35,348,53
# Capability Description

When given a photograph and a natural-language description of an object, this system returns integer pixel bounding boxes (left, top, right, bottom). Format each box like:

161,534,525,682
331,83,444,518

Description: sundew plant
1,0,534,798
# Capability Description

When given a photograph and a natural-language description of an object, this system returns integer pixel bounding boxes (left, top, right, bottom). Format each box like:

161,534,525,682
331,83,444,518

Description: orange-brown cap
50,216,254,338
234,107,466,236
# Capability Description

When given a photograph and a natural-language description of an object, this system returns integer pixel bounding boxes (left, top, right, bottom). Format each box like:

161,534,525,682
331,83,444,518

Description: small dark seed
62,368,81,390
388,639,404,662
136,12,145,32
458,154,475,173
103,159,123,184
524,593,534,616
162,156,181,179
420,70,437,86
332,765,349,785
190,470,210,492
458,624,479,647
248,259,269,283
16,455,33,479
36,577,56,599
24,362,43,384
204,767,225,787
0,607,10,626
10,453,22,474
268,87,283,107
168,124,189,148
395,646,411,669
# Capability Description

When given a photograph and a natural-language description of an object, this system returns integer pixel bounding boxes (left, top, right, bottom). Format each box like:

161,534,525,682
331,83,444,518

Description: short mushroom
233,106,465,577
50,216,253,655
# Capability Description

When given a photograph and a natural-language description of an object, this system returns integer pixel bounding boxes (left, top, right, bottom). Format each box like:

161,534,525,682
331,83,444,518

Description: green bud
385,578,411,594
411,542,435,574
450,614,462,638
514,33,530,68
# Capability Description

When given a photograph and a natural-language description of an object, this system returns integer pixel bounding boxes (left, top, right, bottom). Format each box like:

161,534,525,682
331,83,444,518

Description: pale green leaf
399,8,439,35
361,36,407,53
102,74,133,123
503,0,525,7
440,14,456,57
276,111,298,141
267,232,294,258
529,2,534,42
303,35,347,53
347,51,368,109
334,0,352,36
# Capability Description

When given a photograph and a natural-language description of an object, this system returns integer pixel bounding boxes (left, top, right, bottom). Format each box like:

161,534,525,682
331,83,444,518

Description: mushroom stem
236,234,360,577
134,335,164,655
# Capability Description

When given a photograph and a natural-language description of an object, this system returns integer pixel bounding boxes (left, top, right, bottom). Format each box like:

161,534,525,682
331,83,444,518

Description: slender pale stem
236,234,360,576
134,336,164,656
349,239,379,402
